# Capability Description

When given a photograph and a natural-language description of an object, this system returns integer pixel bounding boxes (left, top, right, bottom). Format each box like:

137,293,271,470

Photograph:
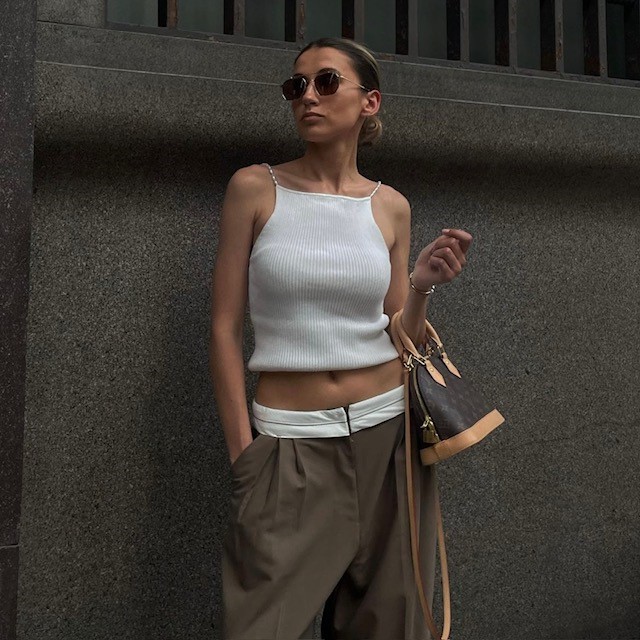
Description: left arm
383,191,472,347
383,192,429,347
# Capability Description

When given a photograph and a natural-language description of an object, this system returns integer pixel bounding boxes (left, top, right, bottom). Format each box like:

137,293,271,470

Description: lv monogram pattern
410,336,494,455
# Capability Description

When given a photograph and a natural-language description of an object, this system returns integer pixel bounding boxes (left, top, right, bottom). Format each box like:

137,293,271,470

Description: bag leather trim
419,408,505,465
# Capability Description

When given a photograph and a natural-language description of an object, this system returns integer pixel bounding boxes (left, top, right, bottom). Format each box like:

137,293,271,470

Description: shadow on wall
24,129,640,639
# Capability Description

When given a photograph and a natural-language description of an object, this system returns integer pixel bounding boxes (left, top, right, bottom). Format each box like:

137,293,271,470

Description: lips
301,112,323,120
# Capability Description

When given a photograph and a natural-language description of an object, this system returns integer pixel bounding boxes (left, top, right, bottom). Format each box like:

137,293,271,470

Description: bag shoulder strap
390,309,445,355
390,308,452,638
404,360,452,640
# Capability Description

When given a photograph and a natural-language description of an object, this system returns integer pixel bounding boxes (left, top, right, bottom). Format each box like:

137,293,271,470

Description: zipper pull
420,415,440,444
343,405,352,436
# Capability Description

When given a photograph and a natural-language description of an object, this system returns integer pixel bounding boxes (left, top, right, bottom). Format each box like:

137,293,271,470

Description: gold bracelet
409,271,436,296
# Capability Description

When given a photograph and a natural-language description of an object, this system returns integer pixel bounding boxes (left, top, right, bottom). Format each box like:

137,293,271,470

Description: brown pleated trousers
222,411,439,640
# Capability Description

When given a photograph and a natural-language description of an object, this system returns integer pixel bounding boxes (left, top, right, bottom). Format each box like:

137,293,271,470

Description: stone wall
17,16,640,639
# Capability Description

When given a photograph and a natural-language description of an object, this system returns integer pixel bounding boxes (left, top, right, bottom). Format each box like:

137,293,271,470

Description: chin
297,128,349,145
295,128,326,142
300,133,330,144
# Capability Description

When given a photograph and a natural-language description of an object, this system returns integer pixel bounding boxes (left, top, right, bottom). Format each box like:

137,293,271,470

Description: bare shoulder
226,163,273,200
377,183,411,223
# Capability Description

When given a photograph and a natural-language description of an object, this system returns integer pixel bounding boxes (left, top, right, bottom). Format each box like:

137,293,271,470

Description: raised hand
411,228,473,290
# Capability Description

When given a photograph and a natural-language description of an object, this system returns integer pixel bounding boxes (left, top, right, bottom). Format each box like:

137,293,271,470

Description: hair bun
359,115,383,147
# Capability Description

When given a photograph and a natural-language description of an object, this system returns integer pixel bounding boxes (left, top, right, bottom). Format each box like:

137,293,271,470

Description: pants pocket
230,434,276,523
230,434,265,475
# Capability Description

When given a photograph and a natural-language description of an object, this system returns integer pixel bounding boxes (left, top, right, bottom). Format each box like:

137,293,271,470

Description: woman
210,37,472,640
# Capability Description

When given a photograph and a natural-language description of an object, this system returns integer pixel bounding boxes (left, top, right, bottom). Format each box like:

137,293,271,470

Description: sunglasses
281,70,371,101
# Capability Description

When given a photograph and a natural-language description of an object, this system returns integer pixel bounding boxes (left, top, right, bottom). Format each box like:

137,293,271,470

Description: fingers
429,252,457,280
417,228,471,285
431,236,466,268
431,245,462,277
442,228,473,253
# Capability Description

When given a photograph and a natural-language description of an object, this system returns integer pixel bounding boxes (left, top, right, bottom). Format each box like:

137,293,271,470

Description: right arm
209,166,265,466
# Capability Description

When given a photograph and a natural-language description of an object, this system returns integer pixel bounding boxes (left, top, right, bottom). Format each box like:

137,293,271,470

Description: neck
299,136,362,190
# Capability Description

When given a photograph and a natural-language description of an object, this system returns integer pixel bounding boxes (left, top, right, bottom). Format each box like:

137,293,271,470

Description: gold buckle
404,352,427,370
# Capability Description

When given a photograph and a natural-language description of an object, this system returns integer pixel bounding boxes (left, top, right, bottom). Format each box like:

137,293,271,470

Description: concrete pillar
0,1,37,639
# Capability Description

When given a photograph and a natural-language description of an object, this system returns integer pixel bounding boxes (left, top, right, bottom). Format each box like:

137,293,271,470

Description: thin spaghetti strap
369,180,382,198
262,163,279,187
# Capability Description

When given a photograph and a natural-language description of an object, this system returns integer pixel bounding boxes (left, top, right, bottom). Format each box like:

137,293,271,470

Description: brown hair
294,38,382,147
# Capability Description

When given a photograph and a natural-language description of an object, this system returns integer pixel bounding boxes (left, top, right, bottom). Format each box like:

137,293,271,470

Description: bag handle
390,312,449,387
403,366,452,640
390,310,462,380
390,309,445,356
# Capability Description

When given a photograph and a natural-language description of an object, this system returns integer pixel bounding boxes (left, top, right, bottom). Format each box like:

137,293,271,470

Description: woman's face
289,47,379,144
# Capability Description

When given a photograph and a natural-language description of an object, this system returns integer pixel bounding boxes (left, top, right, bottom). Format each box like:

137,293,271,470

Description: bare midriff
253,356,405,411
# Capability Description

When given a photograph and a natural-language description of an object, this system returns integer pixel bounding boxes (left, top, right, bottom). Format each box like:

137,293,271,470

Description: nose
301,79,319,104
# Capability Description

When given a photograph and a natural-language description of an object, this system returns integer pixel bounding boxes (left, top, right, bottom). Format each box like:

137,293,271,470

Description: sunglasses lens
281,73,340,99
282,77,305,100
315,72,339,95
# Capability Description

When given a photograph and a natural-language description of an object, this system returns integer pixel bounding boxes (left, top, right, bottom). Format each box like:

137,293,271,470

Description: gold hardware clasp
404,352,427,370
420,414,440,444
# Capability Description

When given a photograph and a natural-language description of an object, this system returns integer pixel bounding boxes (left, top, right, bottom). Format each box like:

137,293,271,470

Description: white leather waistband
251,384,405,438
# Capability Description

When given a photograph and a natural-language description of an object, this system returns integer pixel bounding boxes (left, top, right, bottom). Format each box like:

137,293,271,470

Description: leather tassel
426,360,447,387
440,352,462,378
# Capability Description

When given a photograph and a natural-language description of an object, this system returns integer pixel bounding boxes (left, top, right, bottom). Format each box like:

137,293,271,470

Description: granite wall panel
19,24,640,640
37,0,104,28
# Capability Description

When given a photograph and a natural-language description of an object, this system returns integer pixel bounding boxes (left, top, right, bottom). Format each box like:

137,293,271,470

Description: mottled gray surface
19,22,640,640
36,20,640,116
37,0,104,28
0,1,37,639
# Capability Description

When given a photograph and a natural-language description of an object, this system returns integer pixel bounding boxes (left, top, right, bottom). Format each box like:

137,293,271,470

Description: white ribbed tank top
246,163,400,372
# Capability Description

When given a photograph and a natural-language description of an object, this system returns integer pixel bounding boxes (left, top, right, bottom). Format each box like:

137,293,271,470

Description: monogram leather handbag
389,309,506,640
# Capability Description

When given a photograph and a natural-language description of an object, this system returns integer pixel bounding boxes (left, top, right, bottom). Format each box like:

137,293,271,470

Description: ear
361,89,381,118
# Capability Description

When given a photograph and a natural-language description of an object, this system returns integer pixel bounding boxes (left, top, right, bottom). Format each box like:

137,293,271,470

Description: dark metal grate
150,0,640,82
